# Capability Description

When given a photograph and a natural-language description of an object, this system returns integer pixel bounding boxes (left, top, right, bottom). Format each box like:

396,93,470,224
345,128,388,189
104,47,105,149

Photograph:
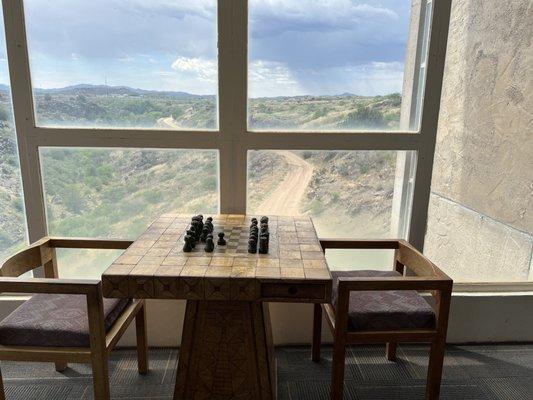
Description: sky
1,0,413,97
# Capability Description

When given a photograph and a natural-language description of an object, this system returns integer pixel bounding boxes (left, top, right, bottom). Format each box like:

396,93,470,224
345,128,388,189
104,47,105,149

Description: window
40,148,218,278
24,0,218,129
248,150,414,270
0,10,27,261
1,2,458,284
248,0,427,131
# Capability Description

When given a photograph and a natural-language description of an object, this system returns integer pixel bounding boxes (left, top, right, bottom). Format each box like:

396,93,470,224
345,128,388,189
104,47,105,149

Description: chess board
102,214,332,302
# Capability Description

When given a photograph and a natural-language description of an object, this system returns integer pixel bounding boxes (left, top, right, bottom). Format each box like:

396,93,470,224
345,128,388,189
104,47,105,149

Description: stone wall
424,0,533,282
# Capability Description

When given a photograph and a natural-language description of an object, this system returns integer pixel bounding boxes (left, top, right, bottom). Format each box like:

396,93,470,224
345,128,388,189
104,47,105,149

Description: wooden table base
174,300,277,400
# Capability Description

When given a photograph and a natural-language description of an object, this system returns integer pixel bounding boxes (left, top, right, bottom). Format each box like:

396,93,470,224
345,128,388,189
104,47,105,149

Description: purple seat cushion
331,270,435,331
0,294,130,347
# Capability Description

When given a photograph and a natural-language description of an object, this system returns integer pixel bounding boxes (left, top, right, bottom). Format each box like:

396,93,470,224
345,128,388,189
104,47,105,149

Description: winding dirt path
256,151,314,216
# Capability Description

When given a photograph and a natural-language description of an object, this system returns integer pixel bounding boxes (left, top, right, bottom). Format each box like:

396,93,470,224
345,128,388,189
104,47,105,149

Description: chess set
182,214,270,254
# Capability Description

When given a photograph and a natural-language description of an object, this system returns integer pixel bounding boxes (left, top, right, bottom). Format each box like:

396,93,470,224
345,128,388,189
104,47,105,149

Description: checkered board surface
102,214,332,301
192,223,279,255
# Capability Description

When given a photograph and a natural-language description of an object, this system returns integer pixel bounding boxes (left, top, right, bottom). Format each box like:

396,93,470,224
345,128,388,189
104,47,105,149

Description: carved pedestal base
174,300,276,400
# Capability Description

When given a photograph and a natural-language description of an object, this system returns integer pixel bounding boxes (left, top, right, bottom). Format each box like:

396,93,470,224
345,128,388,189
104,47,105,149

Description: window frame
1,0,481,286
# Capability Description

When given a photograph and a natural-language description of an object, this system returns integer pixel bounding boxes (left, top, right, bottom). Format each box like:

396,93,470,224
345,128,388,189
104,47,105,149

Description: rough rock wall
424,0,533,282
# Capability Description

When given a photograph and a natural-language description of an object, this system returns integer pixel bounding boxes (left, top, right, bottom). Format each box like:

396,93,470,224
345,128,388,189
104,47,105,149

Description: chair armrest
48,237,133,250
319,239,399,251
0,277,101,295
397,240,451,279
337,276,452,292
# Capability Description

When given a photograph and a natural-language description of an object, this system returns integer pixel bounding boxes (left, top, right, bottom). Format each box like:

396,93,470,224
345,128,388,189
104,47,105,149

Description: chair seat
0,294,130,348
331,270,435,331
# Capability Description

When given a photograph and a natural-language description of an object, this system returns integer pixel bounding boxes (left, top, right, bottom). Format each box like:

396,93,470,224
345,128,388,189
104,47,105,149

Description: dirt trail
256,151,314,216
157,117,178,129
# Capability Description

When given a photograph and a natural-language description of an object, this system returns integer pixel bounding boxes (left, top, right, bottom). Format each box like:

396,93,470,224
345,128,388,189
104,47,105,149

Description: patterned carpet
1,344,532,399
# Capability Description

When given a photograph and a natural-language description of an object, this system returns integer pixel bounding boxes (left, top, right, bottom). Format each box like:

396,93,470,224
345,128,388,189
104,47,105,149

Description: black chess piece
200,226,209,242
248,238,258,254
217,232,226,245
183,235,193,252
260,216,269,224
204,236,215,252
186,229,196,248
251,217,258,225
206,216,213,223
205,220,214,233
191,220,201,241
259,234,269,254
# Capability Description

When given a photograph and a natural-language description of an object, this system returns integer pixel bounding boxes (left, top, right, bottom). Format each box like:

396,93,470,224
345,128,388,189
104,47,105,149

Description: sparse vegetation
0,85,401,262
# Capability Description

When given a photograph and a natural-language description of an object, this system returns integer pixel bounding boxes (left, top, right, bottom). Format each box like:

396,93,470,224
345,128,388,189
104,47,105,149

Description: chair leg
0,367,5,400
135,302,149,374
55,362,68,372
331,340,347,400
91,354,110,400
312,303,322,362
386,342,397,361
426,340,446,400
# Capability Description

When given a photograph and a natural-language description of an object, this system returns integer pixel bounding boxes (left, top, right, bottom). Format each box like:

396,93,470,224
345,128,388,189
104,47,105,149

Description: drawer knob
288,286,298,295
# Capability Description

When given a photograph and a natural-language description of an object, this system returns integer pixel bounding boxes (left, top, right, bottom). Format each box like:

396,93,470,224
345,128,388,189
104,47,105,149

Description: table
102,214,332,400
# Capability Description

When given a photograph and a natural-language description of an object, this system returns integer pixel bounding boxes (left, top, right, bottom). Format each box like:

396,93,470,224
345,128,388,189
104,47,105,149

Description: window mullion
408,0,453,250
2,0,47,244
218,0,248,213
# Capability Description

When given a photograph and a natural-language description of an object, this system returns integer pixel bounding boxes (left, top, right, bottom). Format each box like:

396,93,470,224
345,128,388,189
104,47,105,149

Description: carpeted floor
0,344,532,399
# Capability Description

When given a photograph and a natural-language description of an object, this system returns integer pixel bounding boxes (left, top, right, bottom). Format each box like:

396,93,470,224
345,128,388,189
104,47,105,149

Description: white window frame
3,0,491,288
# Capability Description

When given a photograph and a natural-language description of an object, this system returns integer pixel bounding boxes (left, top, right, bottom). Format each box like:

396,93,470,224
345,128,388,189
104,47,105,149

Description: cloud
249,60,303,97
115,0,216,20
171,57,217,82
250,0,401,36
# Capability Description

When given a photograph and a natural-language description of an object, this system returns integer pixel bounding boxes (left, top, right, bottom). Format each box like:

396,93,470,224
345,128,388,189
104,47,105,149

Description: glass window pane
0,11,28,261
249,0,428,131
247,150,413,238
41,148,219,240
25,0,218,130
326,249,395,272
56,248,124,279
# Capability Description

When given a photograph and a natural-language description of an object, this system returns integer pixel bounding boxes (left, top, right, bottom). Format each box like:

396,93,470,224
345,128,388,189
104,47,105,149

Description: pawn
217,232,226,245
183,235,193,252
204,237,215,252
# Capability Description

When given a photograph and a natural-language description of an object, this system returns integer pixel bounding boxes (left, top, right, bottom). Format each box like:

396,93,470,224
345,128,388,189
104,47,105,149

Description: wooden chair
0,237,149,400
312,239,452,400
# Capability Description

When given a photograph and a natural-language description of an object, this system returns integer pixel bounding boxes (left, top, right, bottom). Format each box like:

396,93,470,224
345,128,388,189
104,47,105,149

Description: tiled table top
102,214,332,301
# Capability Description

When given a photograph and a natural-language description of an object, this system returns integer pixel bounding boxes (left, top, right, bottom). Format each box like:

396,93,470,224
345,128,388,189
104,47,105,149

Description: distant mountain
33,84,212,99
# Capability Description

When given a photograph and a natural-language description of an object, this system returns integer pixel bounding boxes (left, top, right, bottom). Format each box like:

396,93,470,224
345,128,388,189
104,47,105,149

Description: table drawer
261,282,326,301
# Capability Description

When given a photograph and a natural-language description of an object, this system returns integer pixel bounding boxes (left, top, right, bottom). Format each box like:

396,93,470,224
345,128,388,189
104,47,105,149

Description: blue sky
1,0,412,97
